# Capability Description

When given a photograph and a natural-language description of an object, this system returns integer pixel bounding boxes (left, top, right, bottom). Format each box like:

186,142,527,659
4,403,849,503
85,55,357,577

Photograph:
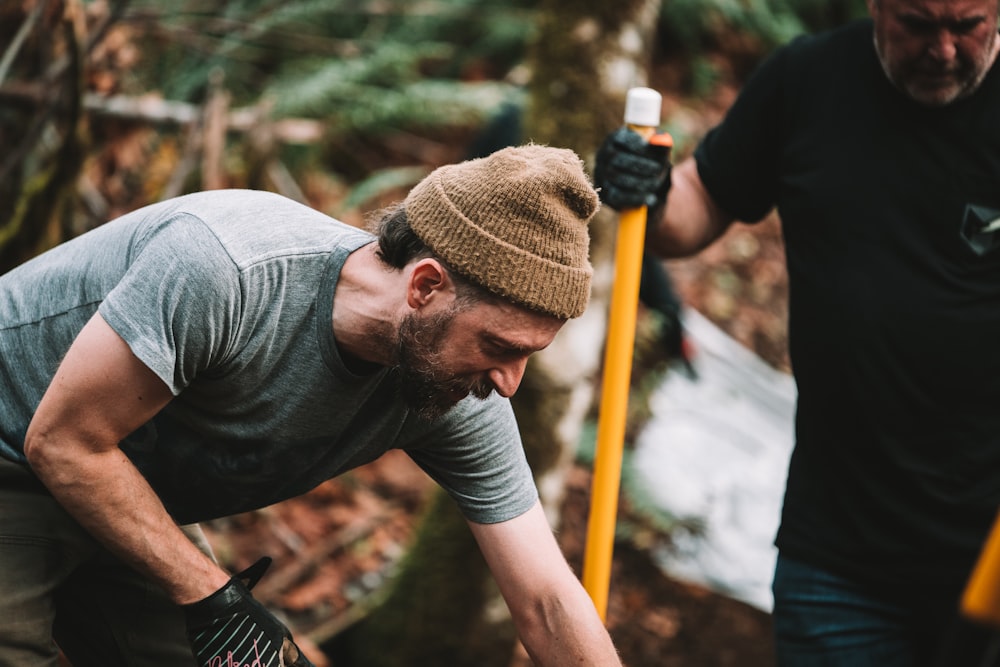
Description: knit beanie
404,144,599,319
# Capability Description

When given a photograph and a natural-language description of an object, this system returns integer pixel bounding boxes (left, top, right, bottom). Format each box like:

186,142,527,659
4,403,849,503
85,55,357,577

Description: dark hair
371,205,499,307
371,204,433,268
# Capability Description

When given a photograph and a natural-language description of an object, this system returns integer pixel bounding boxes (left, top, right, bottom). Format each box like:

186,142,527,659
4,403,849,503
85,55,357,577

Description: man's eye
952,18,984,34
901,17,936,34
900,16,985,35
486,342,523,359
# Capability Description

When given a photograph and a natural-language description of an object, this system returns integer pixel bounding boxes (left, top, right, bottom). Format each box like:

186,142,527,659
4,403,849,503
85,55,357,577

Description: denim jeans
0,457,202,666
772,553,1000,667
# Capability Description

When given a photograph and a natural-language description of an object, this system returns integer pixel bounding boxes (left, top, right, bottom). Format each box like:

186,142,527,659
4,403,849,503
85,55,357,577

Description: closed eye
900,16,937,35
900,15,985,36
484,337,533,359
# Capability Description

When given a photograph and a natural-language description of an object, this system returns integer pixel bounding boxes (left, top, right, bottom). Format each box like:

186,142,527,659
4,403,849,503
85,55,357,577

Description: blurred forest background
2,0,865,665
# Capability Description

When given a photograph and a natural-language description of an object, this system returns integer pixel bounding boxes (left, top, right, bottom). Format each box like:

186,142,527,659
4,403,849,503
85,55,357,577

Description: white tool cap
623,87,662,127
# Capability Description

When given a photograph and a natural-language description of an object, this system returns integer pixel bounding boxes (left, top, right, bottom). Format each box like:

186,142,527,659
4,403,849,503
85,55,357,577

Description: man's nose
928,29,958,61
488,357,529,397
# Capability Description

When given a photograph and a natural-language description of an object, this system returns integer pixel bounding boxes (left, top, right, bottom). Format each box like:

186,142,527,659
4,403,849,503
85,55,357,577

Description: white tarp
634,308,797,611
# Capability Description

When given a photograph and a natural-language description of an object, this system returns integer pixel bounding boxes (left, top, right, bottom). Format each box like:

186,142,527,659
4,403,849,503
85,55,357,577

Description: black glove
184,557,315,667
594,126,672,211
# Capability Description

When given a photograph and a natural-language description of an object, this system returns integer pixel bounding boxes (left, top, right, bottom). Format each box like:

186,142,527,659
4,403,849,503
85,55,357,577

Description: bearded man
0,145,621,667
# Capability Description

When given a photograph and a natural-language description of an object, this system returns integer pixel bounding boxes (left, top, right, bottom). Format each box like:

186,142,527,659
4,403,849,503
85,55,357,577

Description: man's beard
875,31,999,107
394,308,495,421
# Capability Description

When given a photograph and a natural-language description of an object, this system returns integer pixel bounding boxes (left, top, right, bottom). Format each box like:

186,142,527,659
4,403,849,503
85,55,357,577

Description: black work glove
183,557,315,667
594,126,672,211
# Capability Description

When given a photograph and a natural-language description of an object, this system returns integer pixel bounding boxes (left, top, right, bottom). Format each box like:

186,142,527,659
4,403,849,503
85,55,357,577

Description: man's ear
406,258,453,309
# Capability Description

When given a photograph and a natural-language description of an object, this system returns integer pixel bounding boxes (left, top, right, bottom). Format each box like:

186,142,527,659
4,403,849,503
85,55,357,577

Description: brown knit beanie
404,144,599,319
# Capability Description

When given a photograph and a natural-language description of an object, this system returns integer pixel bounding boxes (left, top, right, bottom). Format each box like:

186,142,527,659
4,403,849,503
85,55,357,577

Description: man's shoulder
761,18,873,79
751,18,876,101
160,190,374,270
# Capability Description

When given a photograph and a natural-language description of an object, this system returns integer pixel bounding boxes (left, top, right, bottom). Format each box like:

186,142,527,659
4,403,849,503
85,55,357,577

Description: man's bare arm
24,313,230,604
469,501,623,666
646,157,735,259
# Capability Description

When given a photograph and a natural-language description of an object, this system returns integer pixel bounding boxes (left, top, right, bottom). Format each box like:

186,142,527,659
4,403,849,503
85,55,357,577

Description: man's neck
332,243,400,367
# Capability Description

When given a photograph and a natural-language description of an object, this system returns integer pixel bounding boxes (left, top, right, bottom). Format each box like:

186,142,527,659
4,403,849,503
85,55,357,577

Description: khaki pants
0,457,201,667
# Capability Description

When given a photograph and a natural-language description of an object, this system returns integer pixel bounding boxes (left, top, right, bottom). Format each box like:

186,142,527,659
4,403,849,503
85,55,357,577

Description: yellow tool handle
583,84,668,620
962,509,1000,626
582,173,650,620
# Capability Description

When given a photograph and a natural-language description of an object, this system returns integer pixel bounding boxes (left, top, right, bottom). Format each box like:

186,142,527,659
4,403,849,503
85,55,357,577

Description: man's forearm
24,313,231,604
27,438,229,604
470,503,624,666
515,585,622,667
647,158,734,259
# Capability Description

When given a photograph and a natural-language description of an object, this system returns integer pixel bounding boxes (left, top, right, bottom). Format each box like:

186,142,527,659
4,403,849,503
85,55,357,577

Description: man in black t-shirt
596,0,1000,665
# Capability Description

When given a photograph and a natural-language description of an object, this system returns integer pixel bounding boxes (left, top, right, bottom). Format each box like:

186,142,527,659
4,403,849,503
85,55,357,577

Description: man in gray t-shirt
0,145,622,666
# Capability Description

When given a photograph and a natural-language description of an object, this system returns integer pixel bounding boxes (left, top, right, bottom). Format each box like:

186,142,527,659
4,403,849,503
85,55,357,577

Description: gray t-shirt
0,189,537,525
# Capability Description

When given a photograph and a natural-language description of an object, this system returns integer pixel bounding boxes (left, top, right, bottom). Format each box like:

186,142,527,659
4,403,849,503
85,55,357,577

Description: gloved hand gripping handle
184,556,316,667
593,128,673,212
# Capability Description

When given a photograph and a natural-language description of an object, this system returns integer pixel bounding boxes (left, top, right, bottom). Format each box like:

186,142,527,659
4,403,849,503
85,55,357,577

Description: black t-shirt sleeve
694,40,801,223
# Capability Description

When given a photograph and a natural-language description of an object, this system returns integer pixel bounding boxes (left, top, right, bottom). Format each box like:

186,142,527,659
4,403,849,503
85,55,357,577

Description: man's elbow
23,424,54,469
23,423,79,488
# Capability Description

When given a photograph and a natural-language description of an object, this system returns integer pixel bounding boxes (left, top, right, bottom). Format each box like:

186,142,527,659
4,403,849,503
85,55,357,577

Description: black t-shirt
696,19,1000,594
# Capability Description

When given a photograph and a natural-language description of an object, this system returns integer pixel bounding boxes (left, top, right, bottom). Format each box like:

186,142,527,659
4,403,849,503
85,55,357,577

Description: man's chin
907,85,962,106
899,72,976,107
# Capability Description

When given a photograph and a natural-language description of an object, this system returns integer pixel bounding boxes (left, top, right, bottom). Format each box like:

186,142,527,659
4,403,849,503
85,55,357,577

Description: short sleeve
694,40,797,223
99,214,243,395
406,394,539,525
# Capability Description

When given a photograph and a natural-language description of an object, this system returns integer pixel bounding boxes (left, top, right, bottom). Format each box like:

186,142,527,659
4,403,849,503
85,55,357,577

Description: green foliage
342,165,428,210
660,0,868,53
124,0,535,135
268,58,519,134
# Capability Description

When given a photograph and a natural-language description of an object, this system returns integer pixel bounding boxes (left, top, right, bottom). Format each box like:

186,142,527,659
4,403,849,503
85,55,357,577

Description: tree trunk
518,0,663,519
330,2,662,665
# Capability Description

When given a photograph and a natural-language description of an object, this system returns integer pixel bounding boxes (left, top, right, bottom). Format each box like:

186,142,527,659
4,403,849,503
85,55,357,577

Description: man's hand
184,558,315,667
594,126,672,211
